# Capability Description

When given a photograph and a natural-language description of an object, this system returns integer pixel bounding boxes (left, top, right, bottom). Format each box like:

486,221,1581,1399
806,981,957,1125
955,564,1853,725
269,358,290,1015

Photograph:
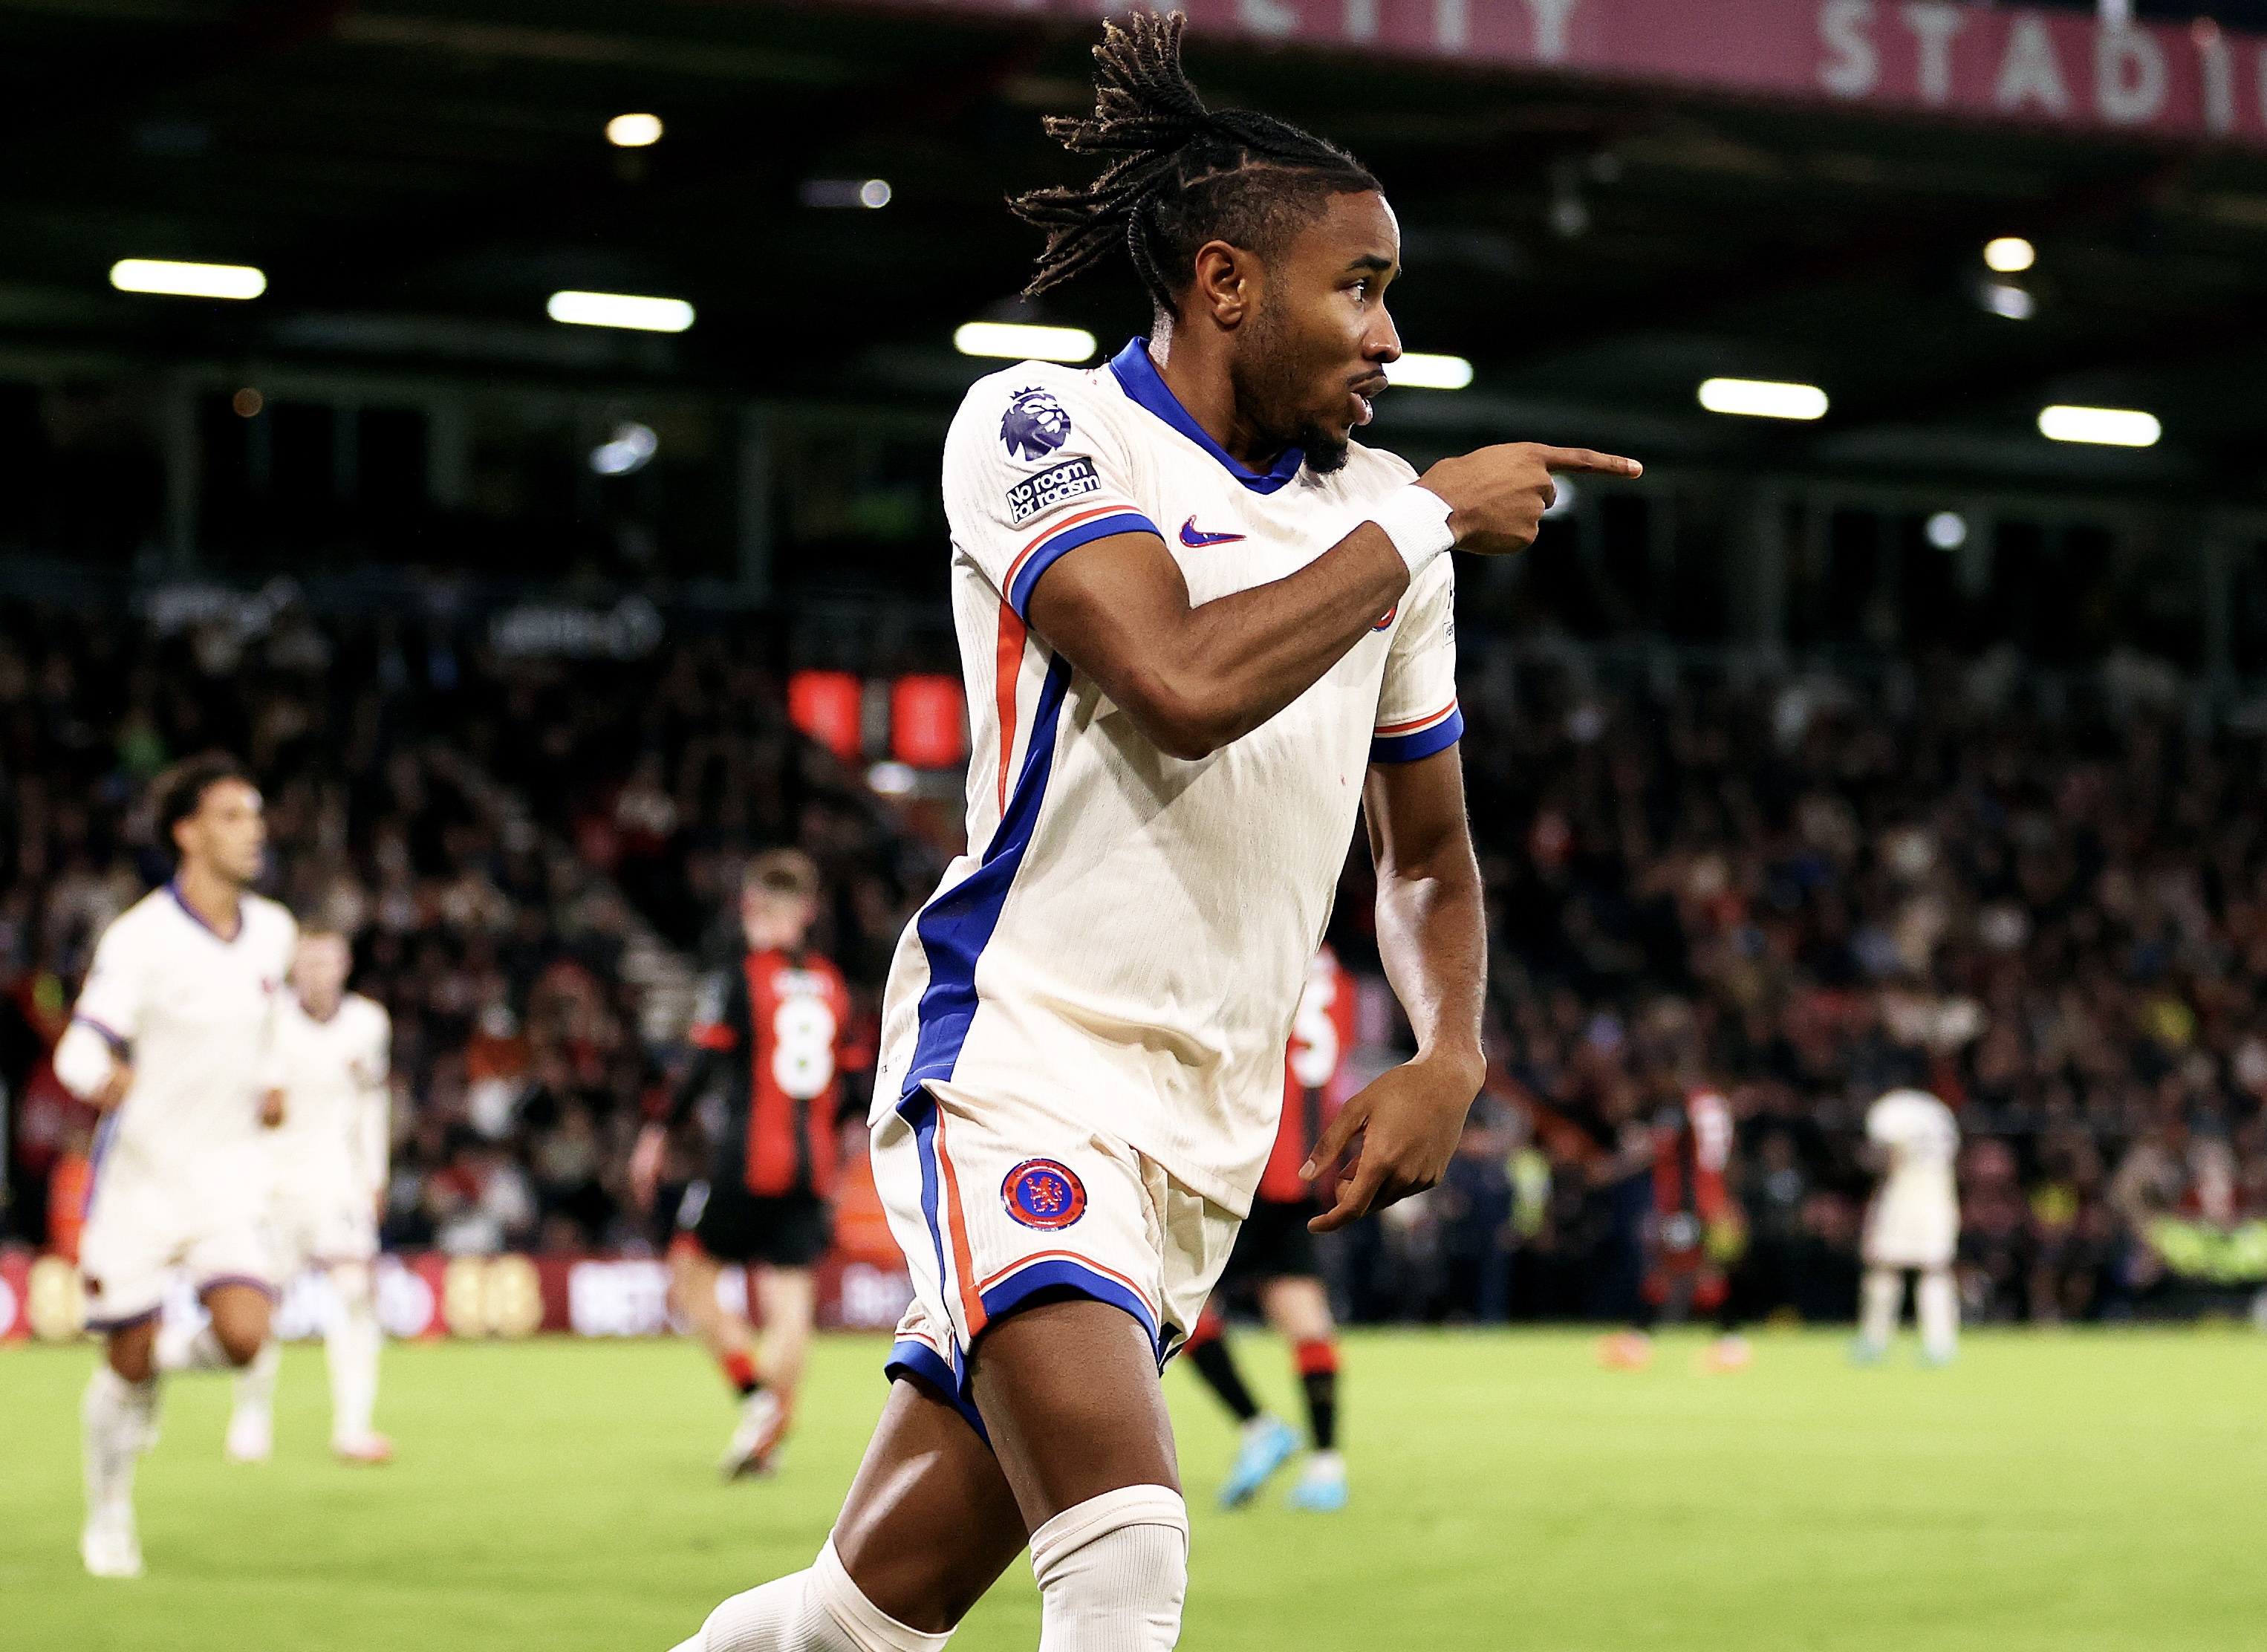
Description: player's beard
1231,303,1353,476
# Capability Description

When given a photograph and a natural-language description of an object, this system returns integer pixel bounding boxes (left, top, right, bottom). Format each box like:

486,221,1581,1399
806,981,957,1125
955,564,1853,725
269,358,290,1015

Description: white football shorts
79,1157,275,1330
267,1179,380,1275
1863,1188,1958,1269
874,1082,1239,1440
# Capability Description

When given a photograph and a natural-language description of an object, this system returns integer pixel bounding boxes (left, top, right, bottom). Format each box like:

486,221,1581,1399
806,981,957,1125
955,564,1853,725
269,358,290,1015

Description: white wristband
1366,484,1456,579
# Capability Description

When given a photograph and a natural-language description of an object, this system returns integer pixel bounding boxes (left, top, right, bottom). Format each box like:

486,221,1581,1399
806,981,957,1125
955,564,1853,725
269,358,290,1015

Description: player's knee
331,1261,374,1307
809,1539,956,1651
1030,1485,1188,1651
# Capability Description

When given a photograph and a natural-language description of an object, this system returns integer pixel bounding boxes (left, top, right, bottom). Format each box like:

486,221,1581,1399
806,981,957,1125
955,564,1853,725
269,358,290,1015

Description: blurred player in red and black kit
1184,947,1355,1512
632,850,857,1477
1598,1078,1752,1373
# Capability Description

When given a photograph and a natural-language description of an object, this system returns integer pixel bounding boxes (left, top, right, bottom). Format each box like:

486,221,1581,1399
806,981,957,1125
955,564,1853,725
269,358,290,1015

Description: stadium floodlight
1984,236,2036,273
2038,405,2161,447
606,113,663,148
547,290,695,333
1981,282,2036,321
867,761,917,796
1697,377,1829,420
109,258,265,299
954,321,1096,362
590,423,658,476
1925,511,1968,550
1382,352,1474,390
799,178,892,209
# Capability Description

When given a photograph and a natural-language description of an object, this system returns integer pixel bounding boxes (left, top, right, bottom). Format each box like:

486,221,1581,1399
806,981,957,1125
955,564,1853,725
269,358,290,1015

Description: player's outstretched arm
1305,747,1486,1232
1026,443,1637,761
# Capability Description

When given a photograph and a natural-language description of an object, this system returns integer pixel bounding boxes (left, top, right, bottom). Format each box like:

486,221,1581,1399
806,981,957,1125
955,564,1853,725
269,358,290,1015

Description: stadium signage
849,1,2267,145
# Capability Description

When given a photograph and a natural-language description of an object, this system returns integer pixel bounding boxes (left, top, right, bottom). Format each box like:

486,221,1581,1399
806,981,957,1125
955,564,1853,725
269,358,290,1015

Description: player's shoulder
241,891,296,934
102,886,176,941
344,991,390,1033
949,359,1128,466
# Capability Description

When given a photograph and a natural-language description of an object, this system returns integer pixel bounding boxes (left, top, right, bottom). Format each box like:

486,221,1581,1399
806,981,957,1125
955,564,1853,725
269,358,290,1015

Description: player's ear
1188,240,1252,329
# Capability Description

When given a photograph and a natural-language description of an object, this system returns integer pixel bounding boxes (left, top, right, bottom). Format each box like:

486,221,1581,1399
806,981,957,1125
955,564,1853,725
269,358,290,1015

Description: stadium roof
4,0,2267,500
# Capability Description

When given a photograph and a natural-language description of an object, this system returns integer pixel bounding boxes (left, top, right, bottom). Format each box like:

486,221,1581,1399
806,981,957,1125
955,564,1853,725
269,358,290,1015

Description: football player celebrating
666,16,1636,1651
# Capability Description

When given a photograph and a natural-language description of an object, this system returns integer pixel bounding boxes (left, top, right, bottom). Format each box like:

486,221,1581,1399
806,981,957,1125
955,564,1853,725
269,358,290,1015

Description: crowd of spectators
2,586,2263,1327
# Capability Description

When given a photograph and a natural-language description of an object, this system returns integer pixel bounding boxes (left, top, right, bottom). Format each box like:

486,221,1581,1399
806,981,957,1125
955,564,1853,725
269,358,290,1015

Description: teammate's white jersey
72,885,297,1185
1863,1087,1961,1267
874,339,1460,1214
268,992,391,1200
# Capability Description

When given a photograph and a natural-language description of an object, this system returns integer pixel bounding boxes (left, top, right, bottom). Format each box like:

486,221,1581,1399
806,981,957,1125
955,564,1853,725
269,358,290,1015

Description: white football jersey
71,885,297,1183
1867,1088,1959,1206
267,992,391,1197
874,339,1460,1213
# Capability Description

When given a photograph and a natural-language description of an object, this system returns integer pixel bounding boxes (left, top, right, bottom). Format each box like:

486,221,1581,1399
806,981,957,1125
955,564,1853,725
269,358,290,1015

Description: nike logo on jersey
1179,516,1246,547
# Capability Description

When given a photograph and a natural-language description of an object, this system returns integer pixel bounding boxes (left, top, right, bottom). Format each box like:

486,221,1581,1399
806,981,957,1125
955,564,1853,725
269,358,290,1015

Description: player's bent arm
1025,443,1641,761
1305,748,1486,1233
1027,523,1408,759
54,1021,131,1109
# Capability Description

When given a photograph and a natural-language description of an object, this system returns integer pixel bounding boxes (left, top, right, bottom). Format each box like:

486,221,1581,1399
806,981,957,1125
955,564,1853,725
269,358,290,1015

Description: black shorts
1220,1197,1322,1290
677,1178,833,1269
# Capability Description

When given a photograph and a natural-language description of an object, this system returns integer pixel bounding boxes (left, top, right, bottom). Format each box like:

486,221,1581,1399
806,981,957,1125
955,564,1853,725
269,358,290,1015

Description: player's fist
1418,443,1641,558
91,1062,134,1113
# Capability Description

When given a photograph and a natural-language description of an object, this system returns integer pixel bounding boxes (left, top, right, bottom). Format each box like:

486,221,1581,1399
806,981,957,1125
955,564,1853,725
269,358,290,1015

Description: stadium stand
2,587,2260,1327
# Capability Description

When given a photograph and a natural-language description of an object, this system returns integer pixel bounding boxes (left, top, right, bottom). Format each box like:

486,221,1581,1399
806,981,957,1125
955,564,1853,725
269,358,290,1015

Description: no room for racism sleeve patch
1005,457,1102,525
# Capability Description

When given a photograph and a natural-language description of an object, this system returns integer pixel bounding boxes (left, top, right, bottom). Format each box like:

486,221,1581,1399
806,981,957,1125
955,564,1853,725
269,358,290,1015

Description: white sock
689,1539,951,1652
1917,1267,1959,1362
233,1339,280,1425
328,1267,382,1445
1030,1485,1188,1652
1858,1268,1902,1353
83,1365,159,1513
163,1322,233,1373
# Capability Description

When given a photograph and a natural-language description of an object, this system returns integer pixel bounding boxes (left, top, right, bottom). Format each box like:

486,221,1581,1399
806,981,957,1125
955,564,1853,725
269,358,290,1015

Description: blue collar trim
1106,338,1305,495
168,879,243,943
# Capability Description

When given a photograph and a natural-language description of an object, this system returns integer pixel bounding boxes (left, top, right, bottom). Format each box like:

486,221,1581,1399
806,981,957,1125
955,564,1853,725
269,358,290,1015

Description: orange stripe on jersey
1375,700,1457,736
931,1109,989,1339
1003,504,1126,588
994,601,1026,820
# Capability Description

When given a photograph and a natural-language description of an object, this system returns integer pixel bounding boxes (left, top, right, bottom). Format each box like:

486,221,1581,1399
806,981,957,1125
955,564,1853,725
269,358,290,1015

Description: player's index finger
1535,446,1642,478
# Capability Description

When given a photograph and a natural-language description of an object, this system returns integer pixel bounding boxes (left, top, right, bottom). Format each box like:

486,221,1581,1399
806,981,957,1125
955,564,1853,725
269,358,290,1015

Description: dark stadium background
3,0,2266,1338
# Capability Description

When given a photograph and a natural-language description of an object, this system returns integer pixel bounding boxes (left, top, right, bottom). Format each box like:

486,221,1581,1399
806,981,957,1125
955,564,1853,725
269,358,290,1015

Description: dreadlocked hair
1011,11,1379,313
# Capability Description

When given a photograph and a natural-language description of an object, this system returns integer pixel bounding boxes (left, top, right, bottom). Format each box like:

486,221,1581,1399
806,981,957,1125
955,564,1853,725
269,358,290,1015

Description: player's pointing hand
1302,1053,1483,1234
1418,441,1642,559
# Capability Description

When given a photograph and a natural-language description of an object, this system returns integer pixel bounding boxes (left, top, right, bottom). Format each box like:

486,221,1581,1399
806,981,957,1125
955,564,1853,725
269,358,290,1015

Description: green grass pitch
4,1327,2263,1651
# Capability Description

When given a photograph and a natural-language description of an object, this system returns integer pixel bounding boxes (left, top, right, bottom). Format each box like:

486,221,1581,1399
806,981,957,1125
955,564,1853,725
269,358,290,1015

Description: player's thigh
668,1240,725,1323
833,1375,1030,1633
751,1264,816,1332
969,1295,1179,1530
1261,1275,1334,1341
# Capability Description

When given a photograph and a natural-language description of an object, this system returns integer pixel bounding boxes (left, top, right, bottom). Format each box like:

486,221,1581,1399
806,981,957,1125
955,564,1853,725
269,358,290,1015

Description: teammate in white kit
52,754,296,1576
225,926,393,1464
1855,1086,1962,1366
668,17,1639,1652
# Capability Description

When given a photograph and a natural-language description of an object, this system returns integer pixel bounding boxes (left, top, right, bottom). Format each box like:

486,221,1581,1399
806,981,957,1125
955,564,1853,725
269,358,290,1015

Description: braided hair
1012,12,1379,314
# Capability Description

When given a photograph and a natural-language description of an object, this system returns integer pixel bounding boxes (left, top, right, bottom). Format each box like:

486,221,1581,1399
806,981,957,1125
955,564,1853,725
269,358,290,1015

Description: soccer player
1854,1085,1962,1366
1597,1081,1752,1373
1187,946,1355,1512
666,17,1638,1651
51,754,296,1576
224,925,393,1464
631,850,853,1478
